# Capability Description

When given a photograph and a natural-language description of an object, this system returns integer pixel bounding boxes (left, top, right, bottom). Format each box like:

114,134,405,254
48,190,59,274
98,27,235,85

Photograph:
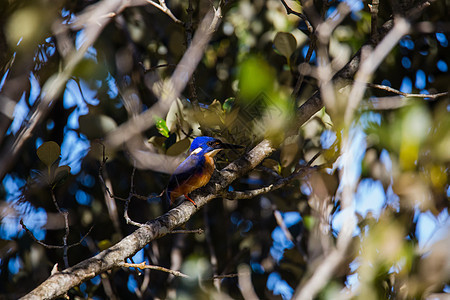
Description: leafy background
0,0,449,299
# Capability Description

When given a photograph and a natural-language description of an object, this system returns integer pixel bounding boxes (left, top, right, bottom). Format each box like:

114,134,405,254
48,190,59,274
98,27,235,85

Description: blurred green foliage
0,0,449,299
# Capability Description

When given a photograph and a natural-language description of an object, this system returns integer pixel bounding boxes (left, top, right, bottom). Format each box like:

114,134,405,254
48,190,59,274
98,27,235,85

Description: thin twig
124,165,147,228
131,193,150,201
279,0,313,33
20,220,63,249
274,209,295,243
212,273,241,279
62,211,69,269
68,225,95,248
98,143,146,201
223,166,318,200
97,142,122,235
306,151,322,167
145,0,183,25
170,228,204,234
368,82,448,99
121,262,189,278
139,62,176,73
50,189,70,269
20,220,94,249
50,187,63,214
98,142,113,199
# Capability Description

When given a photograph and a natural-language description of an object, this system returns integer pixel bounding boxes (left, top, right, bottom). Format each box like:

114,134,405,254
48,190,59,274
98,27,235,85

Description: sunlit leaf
166,138,190,156
239,56,275,102
303,216,316,230
223,97,235,113
273,32,297,64
37,141,61,167
98,240,112,251
5,6,52,52
262,158,281,174
155,117,169,137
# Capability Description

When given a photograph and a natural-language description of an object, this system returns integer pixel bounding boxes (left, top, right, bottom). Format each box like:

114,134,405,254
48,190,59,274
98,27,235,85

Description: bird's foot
184,195,198,208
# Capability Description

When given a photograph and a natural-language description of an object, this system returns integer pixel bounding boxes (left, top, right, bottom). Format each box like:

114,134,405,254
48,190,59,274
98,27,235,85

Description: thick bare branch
21,139,275,299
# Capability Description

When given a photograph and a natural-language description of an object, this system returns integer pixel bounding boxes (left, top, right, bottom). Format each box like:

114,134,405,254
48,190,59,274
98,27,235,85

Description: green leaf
239,56,275,101
79,114,117,139
155,117,169,137
97,240,112,251
303,216,316,230
37,141,61,167
223,97,235,113
166,138,191,156
262,158,281,174
273,32,297,63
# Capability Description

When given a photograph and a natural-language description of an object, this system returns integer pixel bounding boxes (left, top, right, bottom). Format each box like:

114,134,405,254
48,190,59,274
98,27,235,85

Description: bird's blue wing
167,154,205,193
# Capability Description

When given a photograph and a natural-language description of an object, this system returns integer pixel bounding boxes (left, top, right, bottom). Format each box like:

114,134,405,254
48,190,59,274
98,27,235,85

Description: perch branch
21,139,276,299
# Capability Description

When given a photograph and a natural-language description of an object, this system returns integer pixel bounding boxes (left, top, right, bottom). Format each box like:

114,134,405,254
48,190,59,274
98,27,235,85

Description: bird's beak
207,149,223,157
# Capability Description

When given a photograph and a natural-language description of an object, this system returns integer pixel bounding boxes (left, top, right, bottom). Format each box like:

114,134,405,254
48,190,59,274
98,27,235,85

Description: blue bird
166,136,242,208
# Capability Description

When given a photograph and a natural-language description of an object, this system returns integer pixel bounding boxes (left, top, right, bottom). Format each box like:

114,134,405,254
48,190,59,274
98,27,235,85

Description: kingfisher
166,136,243,208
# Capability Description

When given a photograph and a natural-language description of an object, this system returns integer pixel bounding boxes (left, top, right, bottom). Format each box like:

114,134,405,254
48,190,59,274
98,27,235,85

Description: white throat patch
191,147,203,155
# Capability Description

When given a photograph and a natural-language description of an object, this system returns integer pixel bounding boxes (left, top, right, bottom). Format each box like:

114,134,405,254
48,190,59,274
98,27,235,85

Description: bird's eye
207,140,220,147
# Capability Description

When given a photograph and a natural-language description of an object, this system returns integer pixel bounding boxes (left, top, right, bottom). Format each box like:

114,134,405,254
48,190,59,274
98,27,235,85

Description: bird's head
189,136,242,157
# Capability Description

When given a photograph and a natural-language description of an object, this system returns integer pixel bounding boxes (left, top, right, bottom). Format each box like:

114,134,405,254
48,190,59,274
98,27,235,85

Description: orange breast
169,154,215,200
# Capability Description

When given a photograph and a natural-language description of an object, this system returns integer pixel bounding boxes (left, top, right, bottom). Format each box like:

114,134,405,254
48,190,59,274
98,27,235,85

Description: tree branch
21,139,275,299
144,0,183,25
368,82,448,99
223,166,317,200
120,262,189,278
